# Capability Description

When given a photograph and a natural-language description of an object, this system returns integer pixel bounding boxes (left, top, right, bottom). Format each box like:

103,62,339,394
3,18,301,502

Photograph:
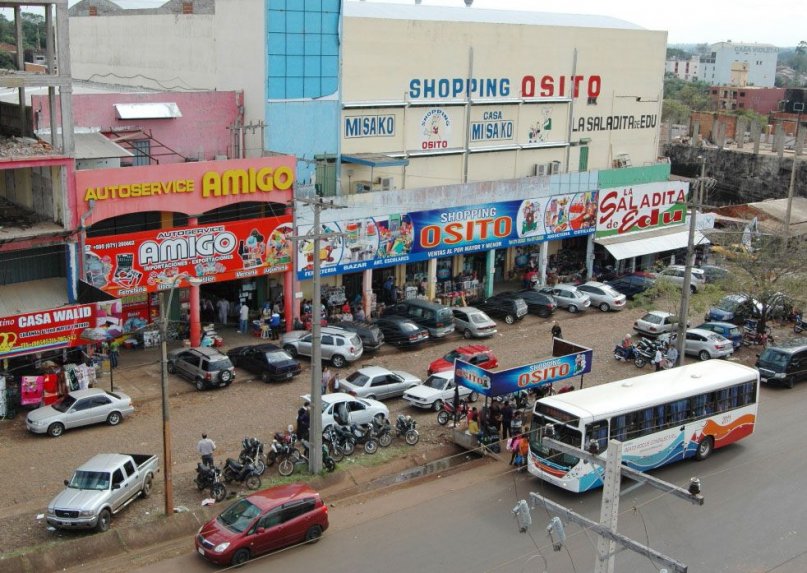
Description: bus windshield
530,412,581,468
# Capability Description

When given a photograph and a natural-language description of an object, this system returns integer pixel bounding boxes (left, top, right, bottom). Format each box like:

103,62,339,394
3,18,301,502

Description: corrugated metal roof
344,1,645,31
0,277,71,317
39,132,134,160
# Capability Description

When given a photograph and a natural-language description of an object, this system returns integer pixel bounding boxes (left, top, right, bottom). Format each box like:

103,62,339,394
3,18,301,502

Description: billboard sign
596,181,689,238
85,216,293,296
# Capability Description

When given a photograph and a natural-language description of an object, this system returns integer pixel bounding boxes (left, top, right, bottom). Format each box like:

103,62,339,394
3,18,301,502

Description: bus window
692,394,707,418
670,399,688,425
585,420,608,453
611,415,627,442
640,408,655,435
717,389,731,412
655,405,666,431
729,386,740,408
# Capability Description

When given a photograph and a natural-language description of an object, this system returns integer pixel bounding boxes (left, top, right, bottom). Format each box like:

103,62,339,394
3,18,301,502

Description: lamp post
159,273,202,516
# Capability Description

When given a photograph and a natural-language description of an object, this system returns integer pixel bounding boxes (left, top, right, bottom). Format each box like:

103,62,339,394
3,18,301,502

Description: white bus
529,360,760,492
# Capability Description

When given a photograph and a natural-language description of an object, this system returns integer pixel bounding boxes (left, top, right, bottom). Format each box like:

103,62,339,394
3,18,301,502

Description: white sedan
302,392,389,430
402,372,479,411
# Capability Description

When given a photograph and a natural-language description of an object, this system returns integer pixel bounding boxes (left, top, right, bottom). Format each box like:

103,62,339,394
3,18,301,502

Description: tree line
0,12,47,70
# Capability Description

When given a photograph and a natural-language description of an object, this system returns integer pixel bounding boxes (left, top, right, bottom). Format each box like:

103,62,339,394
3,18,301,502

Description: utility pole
529,437,703,573
294,196,346,474
783,107,802,246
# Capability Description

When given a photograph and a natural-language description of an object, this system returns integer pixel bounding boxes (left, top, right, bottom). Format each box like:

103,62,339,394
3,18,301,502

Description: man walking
197,433,216,466
551,321,562,340
216,298,230,326
239,302,250,334
501,400,514,439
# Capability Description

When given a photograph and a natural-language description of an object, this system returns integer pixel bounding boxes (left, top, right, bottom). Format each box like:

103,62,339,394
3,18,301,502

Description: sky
64,0,802,48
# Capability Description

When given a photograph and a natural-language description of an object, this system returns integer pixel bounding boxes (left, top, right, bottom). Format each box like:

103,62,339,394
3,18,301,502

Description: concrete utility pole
531,437,704,573
783,107,802,245
294,196,346,474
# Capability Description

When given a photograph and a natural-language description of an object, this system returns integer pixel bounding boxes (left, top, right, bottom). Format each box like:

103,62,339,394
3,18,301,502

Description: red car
427,344,499,375
195,484,328,566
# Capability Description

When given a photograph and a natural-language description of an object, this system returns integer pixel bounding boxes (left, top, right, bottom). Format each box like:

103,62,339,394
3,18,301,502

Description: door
66,397,96,429
250,506,285,555
279,498,317,546
297,334,314,358
244,349,264,374
370,374,396,399
177,352,199,380
792,351,807,383
89,395,113,424
347,400,369,424
110,467,129,510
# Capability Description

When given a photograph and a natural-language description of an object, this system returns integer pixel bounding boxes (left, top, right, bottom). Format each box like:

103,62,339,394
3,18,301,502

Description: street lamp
159,273,202,516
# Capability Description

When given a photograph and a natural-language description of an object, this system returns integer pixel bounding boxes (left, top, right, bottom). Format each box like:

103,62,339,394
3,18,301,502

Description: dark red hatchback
195,483,328,566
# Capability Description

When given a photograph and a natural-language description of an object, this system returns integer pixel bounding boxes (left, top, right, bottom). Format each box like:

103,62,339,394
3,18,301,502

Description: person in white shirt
197,433,216,466
239,303,249,334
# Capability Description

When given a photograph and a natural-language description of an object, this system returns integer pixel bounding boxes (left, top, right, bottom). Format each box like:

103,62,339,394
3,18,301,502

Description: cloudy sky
64,0,802,47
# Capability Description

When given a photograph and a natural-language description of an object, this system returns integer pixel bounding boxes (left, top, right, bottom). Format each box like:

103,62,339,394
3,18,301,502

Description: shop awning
342,153,409,167
596,225,710,261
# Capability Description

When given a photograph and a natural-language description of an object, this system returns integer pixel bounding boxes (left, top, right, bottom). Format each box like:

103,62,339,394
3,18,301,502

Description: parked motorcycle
267,430,300,468
371,417,393,447
633,337,666,369
322,427,346,462
613,343,637,362
340,423,379,454
332,424,358,456
437,399,468,426
238,436,266,476
293,440,337,473
742,327,772,347
194,462,227,502
222,457,262,490
394,414,420,446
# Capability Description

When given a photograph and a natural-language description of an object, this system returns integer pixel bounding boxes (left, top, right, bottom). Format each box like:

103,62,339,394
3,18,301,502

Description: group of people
654,340,679,371
465,399,530,467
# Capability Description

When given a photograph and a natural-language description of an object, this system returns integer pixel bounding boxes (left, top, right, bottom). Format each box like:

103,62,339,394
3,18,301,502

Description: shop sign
454,348,593,397
296,191,597,279
470,111,513,142
595,181,689,238
85,216,293,296
420,108,452,150
344,114,396,138
0,301,122,360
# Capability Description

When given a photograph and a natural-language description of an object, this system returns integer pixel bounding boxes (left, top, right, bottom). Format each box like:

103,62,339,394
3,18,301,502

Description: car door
452,309,468,331
109,467,129,510
65,397,96,429
278,498,317,547
296,334,314,358
178,352,200,380
319,335,334,360
89,395,113,425
250,506,285,555
685,331,703,355
347,399,369,424
370,374,395,399
792,351,807,383
244,348,264,374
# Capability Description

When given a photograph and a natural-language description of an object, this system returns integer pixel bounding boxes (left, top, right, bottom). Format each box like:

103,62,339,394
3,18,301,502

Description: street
129,377,804,573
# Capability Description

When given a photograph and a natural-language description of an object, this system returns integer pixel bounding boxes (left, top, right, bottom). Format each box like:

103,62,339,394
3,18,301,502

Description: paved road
131,379,807,573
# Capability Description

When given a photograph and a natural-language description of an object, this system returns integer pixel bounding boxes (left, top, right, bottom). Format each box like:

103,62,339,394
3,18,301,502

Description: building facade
665,55,700,82
699,41,778,88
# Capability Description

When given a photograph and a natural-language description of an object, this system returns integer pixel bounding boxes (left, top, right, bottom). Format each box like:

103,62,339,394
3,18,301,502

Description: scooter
194,462,227,502
394,414,420,446
370,417,393,447
222,457,262,490
613,343,637,362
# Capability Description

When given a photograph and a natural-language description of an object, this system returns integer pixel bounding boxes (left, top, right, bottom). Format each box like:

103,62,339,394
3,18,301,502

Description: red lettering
443,222,464,245
539,75,554,97
521,75,536,97
588,75,601,98
572,75,584,98
420,225,440,248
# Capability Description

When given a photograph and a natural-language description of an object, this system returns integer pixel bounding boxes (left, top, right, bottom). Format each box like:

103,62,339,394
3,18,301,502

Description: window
73,399,94,412
257,508,283,530
371,376,391,387
282,499,316,522
123,461,136,476
321,335,333,346
585,420,609,453
92,396,111,407
112,469,124,487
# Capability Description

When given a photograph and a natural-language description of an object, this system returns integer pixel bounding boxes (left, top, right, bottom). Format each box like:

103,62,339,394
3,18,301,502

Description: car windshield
68,470,110,491
436,308,454,322
717,296,742,311
470,313,490,324
218,499,261,533
602,286,621,297
758,349,789,368
442,350,461,362
52,394,77,413
424,376,449,390
346,371,369,385
265,351,293,362
642,313,663,324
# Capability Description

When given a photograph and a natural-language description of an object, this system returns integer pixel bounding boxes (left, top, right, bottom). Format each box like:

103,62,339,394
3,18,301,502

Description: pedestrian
508,433,522,465
665,342,679,368
490,401,503,436
321,367,333,395
203,298,215,323
197,433,216,466
216,298,230,326
326,368,338,394
551,321,562,340
517,428,530,467
239,302,249,334
109,339,120,368
510,410,523,438
653,346,664,371
296,402,310,440
270,309,281,340
501,400,514,439
355,306,366,322
467,407,479,436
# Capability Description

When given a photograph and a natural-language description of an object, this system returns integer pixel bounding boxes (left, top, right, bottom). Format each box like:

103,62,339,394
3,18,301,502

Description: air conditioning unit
549,160,561,174
380,176,395,191
353,180,372,194
532,164,547,177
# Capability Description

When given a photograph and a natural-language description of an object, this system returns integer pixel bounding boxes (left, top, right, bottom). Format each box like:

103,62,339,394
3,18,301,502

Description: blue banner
296,191,598,279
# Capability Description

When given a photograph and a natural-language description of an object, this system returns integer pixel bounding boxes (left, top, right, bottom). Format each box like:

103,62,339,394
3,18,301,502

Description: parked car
373,316,430,348
605,274,656,299
382,299,455,338
195,484,328,566
27,388,135,438
575,281,626,312
336,365,421,400
633,310,679,336
451,306,497,339
167,347,235,390
475,293,528,324
515,289,557,317
402,372,478,411
661,328,734,360
538,284,591,313
226,343,301,383
47,453,158,531
694,321,744,349
332,320,385,352
705,294,752,323
756,337,807,389
304,392,389,430
655,264,706,293
700,264,729,283
428,344,499,375
281,326,363,368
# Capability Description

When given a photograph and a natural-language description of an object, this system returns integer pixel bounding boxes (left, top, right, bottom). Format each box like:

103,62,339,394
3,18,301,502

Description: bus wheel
694,436,714,461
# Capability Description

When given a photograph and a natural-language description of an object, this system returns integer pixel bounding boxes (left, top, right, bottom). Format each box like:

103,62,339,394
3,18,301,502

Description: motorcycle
477,424,501,453
222,457,262,490
322,427,346,462
613,343,637,362
332,424,358,456
293,440,337,473
742,327,772,347
633,337,666,369
267,431,301,468
193,462,227,502
394,414,420,446
340,423,379,454
371,417,393,448
794,314,804,334
437,399,468,426
238,436,266,476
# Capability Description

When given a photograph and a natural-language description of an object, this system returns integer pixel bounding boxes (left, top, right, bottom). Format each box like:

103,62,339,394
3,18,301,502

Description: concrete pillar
453,255,464,277
691,121,700,145
427,258,437,301
629,257,636,272
775,122,785,158
394,264,406,289
539,241,549,285
797,124,806,156
362,269,373,318
485,249,495,298
736,117,746,149
751,121,761,154
283,268,294,332
188,216,201,347
585,235,595,281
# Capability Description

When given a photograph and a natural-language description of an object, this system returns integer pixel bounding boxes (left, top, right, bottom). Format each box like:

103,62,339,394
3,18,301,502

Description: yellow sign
201,166,294,198
83,180,194,202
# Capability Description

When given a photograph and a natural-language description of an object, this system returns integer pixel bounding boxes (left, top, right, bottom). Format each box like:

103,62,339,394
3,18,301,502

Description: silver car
451,306,497,339
26,388,135,438
576,281,627,312
282,326,363,368
336,366,421,400
539,284,591,313
661,328,734,361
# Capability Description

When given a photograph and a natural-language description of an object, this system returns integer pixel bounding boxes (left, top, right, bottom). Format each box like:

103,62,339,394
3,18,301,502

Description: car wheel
220,370,233,383
142,473,153,498
569,305,578,313
698,350,711,361
166,362,176,374
305,525,323,543
433,399,444,412
283,345,297,358
694,436,714,461
107,411,122,426
599,303,610,312
331,354,346,368
468,392,479,402
47,423,65,438
195,379,205,391
96,508,111,532
504,314,515,325
464,329,473,339
230,548,250,566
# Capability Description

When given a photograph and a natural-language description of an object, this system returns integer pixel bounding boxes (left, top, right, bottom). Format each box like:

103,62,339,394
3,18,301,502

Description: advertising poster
296,191,598,279
596,181,689,238
454,348,593,397
0,300,122,360
85,216,293,296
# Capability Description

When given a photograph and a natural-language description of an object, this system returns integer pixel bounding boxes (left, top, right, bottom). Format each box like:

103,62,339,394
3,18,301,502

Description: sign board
596,181,689,238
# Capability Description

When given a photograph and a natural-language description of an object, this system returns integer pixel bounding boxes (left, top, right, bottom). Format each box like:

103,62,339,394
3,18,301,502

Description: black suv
476,294,529,324
226,343,302,383
166,347,235,390
516,289,557,317
605,274,655,299
333,321,385,352
374,316,430,348
756,337,807,389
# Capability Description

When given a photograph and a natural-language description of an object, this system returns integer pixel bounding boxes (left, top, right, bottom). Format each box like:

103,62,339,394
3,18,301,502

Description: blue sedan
695,321,744,349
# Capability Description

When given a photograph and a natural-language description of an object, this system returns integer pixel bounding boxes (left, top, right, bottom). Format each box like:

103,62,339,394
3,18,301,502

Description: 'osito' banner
454,349,593,397
85,216,293,296
297,191,598,279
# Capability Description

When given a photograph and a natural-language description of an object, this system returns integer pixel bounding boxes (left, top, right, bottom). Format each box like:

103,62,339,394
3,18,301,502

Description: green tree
662,99,691,124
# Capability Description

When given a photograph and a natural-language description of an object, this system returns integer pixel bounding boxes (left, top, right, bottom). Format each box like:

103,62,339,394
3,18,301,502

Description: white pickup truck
47,453,159,532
